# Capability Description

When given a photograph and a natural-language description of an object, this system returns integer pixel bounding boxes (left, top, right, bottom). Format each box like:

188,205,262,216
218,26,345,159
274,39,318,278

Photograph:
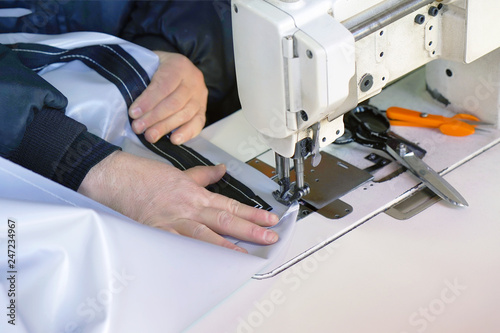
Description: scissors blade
458,119,492,126
386,145,468,207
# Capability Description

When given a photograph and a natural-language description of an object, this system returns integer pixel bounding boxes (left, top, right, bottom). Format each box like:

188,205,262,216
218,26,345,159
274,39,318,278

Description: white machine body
232,0,354,158
232,0,500,157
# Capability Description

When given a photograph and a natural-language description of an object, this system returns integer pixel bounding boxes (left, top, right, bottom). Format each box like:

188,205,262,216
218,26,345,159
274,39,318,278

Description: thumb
184,164,226,187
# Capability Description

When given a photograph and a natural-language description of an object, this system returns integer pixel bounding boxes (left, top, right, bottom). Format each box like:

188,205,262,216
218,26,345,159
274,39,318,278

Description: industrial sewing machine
232,0,500,208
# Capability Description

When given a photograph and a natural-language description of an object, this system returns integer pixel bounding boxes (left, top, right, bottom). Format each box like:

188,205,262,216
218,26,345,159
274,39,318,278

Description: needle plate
247,152,373,212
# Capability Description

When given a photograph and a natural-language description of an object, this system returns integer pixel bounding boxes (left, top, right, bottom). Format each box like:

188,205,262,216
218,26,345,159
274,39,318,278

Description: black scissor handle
344,105,427,158
344,105,390,148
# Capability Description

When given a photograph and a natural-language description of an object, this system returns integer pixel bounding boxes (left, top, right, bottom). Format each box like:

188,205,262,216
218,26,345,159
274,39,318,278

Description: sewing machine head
232,0,500,205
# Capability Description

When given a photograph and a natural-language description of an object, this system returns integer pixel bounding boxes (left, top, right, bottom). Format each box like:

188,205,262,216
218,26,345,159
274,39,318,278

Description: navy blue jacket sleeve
0,1,239,122
0,43,67,157
0,44,120,190
120,1,236,107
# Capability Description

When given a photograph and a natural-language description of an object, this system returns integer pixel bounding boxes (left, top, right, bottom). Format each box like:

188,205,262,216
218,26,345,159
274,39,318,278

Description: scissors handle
386,107,477,136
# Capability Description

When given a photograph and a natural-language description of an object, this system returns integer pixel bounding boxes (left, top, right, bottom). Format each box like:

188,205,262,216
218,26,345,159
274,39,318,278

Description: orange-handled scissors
386,106,482,136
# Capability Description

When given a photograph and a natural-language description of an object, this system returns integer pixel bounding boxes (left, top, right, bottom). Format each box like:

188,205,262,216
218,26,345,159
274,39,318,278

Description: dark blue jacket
0,0,236,190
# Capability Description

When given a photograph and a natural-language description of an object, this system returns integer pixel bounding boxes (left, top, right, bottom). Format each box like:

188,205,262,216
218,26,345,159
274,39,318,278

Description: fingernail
146,129,159,143
130,107,142,118
171,133,184,145
234,247,247,253
264,230,278,244
133,120,145,133
269,214,279,225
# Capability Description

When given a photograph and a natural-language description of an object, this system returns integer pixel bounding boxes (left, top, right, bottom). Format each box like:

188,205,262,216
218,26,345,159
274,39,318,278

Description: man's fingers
185,167,280,228
131,84,189,134
143,102,205,144
129,78,179,121
206,193,280,228
129,59,181,120
194,207,279,245
128,51,208,143
184,165,226,187
168,110,206,145
159,218,248,253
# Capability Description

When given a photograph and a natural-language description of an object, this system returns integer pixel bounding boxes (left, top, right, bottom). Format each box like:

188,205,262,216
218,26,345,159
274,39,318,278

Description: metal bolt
414,14,425,24
428,6,439,16
300,110,308,121
359,73,374,92
398,143,407,156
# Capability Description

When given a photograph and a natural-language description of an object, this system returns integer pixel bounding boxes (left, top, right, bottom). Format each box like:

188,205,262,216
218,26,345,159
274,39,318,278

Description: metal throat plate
300,152,373,209
247,152,373,218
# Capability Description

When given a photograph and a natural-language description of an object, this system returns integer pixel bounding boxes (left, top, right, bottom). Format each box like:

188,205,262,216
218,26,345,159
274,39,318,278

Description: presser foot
272,183,310,206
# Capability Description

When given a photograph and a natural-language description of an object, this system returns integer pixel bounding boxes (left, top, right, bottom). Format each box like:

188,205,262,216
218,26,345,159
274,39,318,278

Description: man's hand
129,51,208,145
78,151,279,252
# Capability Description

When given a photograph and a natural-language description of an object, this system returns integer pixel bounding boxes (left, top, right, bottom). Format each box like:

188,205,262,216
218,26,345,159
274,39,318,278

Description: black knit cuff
10,109,120,191
10,108,84,178
52,131,121,190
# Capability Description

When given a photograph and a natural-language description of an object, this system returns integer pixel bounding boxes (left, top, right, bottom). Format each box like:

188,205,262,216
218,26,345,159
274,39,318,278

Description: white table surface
188,69,500,332
188,140,500,333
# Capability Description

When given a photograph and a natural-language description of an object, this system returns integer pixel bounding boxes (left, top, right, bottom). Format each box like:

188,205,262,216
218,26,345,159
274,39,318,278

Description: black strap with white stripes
8,42,272,210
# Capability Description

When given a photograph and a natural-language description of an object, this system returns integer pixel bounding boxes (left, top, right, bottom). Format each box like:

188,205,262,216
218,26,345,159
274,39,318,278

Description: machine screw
300,110,308,121
359,73,374,92
414,14,425,24
428,6,439,16
398,143,408,156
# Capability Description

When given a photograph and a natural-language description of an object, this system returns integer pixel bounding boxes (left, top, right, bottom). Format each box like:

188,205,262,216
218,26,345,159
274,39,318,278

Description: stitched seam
12,48,69,56
59,54,134,102
151,144,261,207
32,64,49,71
150,143,187,170
177,145,262,208
100,45,148,89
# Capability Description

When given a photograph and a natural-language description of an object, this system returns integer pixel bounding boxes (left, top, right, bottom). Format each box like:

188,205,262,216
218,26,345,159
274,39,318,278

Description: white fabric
0,8,32,18
0,32,297,332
